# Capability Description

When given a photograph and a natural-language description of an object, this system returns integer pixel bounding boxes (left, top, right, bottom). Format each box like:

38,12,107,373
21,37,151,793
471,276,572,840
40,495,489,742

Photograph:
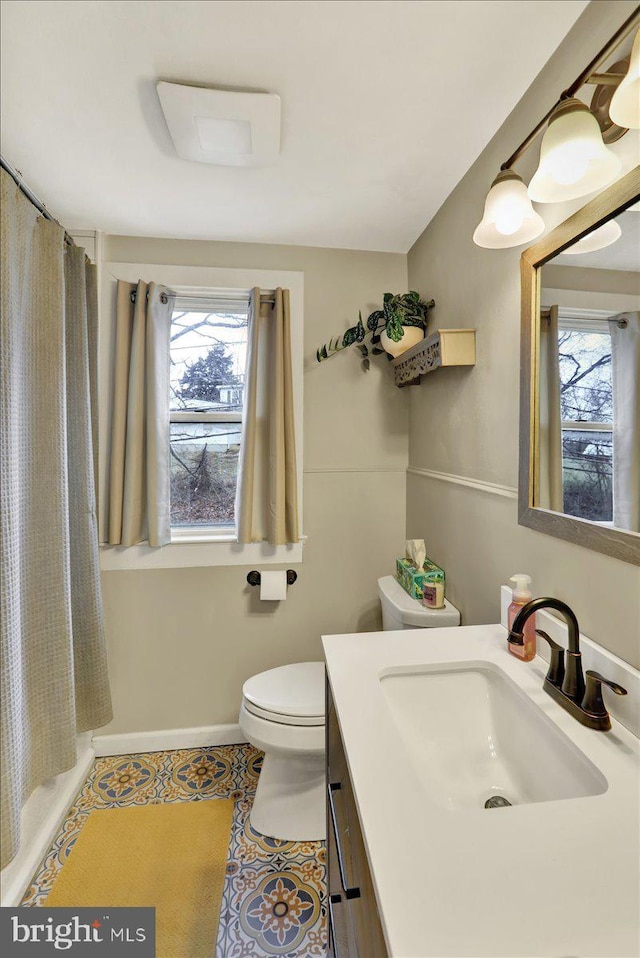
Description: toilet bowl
240,582,459,842
378,575,461,629
239,661,326,842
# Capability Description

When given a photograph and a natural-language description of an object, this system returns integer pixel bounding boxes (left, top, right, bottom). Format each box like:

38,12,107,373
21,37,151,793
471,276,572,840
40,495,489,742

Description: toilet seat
242,698,324,726
242,662,325,725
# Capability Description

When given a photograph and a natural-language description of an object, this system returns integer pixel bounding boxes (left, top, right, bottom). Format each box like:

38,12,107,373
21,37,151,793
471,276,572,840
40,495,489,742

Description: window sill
99,537,304,571
171,526,236,544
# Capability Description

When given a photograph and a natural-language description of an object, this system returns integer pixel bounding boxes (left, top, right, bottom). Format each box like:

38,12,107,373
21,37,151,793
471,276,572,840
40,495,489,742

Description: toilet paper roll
259,570,288,601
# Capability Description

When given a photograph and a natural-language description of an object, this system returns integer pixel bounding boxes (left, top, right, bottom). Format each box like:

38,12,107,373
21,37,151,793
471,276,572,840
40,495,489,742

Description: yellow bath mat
46,799,235,957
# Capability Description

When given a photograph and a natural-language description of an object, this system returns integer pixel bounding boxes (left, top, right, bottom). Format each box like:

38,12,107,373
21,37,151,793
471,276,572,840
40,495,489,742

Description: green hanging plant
316,292,435,371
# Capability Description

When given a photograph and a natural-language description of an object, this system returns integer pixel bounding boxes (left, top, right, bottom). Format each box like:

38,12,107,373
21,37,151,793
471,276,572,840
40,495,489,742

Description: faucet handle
581,670,628,719
535,630,565,686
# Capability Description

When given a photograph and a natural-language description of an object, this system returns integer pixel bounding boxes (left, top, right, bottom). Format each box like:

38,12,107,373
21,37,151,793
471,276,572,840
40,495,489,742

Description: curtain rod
501,7,640,172
176,291,276,306
1,154,75,246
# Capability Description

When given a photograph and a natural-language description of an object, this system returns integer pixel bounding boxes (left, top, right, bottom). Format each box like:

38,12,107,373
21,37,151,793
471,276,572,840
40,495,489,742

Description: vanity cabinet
326,679,388,958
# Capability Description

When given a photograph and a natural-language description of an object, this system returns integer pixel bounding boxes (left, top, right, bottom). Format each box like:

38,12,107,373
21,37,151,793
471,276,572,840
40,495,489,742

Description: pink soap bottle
507,574,536,662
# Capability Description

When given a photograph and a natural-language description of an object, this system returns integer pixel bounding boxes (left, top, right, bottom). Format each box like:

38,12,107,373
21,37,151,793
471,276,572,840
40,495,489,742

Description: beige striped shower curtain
0,168,112,869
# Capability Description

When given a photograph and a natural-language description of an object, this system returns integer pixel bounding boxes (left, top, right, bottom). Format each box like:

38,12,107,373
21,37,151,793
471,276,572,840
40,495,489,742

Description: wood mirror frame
519,166,640,566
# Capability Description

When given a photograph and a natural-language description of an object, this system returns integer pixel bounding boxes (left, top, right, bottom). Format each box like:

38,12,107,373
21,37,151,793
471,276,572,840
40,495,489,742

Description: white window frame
98,264,304,570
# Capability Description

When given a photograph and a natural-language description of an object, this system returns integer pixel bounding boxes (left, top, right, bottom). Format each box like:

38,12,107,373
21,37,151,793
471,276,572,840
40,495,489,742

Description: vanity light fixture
527,98,621,203
559,218,622,255
609,29,640,129
473,169,544,249
472,9,639,249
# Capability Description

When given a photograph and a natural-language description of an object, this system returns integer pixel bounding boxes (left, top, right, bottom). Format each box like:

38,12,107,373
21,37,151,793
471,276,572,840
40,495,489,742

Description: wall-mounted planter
392,328,476,386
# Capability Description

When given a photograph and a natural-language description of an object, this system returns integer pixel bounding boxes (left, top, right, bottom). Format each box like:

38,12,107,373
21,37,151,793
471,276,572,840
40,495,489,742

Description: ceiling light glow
559,219,622,255
528,99,621,203
609,29,640,129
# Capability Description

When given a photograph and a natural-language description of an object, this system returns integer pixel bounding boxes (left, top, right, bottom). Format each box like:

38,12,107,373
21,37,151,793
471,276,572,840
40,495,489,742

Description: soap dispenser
507,574,536,661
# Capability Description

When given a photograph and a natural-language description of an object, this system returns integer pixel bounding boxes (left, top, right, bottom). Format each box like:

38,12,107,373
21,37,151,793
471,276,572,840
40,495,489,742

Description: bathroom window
558,318,613,523
100,262,303,570
169,293,249,531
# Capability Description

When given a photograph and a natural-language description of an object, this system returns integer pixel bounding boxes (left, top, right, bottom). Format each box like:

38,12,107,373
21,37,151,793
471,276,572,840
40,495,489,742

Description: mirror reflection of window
538,204,640,534
557,318,613,523
520,175,640,563
539,307,639,530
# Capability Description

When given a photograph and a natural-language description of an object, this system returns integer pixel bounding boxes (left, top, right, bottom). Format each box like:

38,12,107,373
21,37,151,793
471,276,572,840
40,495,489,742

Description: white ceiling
0,0,588,252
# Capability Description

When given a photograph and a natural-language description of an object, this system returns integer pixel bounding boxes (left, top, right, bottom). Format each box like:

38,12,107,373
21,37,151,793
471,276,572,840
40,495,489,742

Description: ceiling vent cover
157,81,280,167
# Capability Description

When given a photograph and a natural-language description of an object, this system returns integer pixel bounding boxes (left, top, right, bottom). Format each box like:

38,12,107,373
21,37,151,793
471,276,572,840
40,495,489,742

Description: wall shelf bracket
392,328,476,386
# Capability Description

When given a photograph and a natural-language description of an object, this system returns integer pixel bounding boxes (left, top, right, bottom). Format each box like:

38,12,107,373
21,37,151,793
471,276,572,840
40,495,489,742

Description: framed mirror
519,166,640,565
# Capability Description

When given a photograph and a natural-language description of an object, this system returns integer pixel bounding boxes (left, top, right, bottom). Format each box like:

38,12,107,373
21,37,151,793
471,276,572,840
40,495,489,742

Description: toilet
239,661,326,842
378,575,461,629
240,580,460,843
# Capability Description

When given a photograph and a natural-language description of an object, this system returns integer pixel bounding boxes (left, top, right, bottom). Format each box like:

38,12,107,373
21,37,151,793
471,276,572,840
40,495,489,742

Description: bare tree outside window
558,326,613,523
169,300,248,527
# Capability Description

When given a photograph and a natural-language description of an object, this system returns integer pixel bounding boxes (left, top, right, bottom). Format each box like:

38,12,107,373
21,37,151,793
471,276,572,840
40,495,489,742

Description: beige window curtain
236,287,299,545
538,305,563,512
107,280,175,547
0,168,113,869
609,311,640,532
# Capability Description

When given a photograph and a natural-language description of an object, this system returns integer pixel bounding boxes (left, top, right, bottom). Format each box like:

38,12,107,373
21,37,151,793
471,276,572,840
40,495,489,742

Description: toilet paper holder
247,570,297,587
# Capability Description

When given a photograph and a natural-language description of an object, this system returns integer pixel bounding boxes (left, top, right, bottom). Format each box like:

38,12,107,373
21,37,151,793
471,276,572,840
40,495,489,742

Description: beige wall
406,1,640,667
543,265,639,297
100,235,407,734
98,1,640,735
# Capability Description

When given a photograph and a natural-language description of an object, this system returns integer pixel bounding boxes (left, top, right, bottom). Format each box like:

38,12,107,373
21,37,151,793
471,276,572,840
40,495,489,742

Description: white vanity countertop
322,625,640,958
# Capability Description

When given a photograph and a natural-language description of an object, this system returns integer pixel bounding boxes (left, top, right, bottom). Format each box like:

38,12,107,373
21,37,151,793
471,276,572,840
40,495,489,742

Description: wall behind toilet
406,0,640,667
99,236,408,735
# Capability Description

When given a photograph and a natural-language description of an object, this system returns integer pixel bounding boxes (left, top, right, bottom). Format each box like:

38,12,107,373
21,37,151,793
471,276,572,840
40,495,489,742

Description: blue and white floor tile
21,745,328,957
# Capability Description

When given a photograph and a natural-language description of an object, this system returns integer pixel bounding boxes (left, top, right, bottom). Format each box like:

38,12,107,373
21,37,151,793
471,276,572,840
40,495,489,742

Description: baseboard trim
0,724,249,905
92,723,247,757
0,737,95,907
407,466,518,499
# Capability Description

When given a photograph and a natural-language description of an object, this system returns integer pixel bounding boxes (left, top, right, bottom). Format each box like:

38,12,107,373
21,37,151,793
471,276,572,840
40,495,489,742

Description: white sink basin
324,624,639,957
380,663,607,810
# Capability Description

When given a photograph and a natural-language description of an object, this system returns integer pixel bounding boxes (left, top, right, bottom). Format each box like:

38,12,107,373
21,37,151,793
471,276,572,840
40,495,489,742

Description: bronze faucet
508,597,627,731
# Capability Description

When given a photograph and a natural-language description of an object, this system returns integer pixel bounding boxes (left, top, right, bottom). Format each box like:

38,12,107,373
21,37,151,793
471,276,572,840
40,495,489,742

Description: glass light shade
473,170,545,249
560,219,622,255
609,30,640,129
528,99,621,203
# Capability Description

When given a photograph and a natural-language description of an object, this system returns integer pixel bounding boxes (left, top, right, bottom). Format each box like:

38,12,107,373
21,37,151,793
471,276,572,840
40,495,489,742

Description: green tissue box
396,556,445,600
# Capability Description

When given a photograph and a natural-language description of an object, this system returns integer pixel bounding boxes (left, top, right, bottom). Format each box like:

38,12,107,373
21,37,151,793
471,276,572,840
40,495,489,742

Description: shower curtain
0,169,113,869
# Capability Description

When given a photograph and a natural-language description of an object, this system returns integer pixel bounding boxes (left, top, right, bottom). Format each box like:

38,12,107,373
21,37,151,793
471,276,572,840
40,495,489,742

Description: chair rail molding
407,466,518,499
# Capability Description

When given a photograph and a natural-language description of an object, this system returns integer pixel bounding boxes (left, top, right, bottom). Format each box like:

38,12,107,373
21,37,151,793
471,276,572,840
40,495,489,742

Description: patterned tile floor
21,745,327,957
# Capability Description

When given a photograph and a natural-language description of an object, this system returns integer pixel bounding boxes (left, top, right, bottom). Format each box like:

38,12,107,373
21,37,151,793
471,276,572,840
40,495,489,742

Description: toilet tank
378,576,460,630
